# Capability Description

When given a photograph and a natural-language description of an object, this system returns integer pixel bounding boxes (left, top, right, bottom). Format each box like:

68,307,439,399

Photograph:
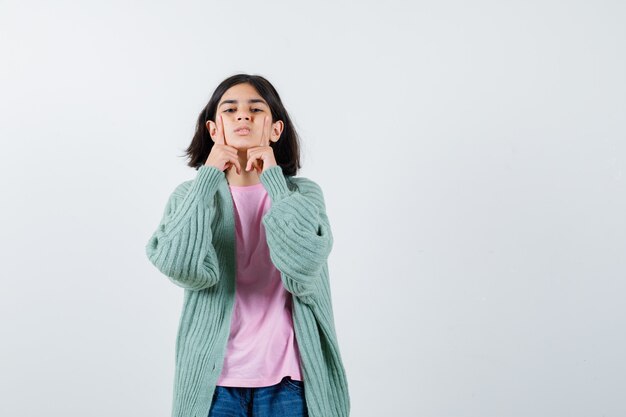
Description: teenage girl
146,73,350,417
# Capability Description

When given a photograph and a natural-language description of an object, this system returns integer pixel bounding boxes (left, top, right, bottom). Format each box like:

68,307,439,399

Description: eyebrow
218,98,268,107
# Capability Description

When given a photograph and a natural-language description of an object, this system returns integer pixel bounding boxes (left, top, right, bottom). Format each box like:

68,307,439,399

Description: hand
204,114,242,174
245,115,278,174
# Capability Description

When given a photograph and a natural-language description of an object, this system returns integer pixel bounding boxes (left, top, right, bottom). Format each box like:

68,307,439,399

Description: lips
234,125,252,133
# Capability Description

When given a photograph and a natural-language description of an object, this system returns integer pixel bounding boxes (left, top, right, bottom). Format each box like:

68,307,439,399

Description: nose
236,110,251,121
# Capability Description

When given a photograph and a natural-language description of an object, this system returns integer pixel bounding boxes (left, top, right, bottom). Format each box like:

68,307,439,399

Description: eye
223,108,262,113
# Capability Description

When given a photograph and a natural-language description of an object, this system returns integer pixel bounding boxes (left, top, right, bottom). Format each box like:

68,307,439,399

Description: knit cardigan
145,164,350,417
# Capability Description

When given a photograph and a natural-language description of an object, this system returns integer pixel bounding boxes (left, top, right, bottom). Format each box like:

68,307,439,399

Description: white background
1,1,625,416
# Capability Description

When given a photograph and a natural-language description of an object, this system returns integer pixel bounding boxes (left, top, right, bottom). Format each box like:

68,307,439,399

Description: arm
259,165,334,304
145,165,225,291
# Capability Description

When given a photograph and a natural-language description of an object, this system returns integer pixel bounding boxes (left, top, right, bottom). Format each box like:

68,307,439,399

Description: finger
213,114,222,145
246,153,258,172
261,115,269,147
224,145,240,155
226,153,239,167
228,155,241,175
259,116,265,146
224,146,238,157
254,156,263,173
245,148,254,165
245,154,254,172
218,146,237,161
218,114,227,145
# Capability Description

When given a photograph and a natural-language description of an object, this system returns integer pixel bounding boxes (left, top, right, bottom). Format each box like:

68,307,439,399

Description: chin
228,138,256,149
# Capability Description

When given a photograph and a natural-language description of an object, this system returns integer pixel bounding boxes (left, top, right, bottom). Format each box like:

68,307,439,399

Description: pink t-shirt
216,182,303,387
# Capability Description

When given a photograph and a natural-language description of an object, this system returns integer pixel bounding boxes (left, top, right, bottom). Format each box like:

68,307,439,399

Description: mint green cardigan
145,164,350,417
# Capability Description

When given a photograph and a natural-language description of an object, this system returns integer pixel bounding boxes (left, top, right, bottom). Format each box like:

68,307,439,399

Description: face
207,83,284,150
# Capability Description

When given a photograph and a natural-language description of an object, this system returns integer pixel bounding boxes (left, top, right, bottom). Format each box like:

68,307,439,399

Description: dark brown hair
182,73,301,176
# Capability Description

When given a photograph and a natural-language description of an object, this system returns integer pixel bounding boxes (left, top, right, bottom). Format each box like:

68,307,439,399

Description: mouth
234,128,251,135
234,124,253,136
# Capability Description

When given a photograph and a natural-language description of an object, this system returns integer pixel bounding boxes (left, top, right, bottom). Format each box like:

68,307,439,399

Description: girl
145,74,350,417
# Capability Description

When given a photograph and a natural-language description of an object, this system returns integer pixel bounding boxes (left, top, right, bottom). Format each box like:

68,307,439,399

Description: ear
271,120,284,143
206,120,216,142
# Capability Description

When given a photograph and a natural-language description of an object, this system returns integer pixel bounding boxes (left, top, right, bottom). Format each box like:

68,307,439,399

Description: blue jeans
208,376,308,417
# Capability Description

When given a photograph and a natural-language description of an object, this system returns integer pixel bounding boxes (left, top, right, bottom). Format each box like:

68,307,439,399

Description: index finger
261,115,269,147
216,114,227,146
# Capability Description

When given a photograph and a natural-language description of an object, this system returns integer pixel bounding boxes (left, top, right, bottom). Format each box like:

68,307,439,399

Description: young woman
145,74,350,417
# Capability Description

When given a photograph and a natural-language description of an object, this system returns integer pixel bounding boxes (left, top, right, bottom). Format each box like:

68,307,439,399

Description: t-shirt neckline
228,182,264,190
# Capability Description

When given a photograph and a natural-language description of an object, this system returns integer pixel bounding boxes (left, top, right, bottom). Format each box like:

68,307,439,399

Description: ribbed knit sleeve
145,165,225,291
259,165,334,304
